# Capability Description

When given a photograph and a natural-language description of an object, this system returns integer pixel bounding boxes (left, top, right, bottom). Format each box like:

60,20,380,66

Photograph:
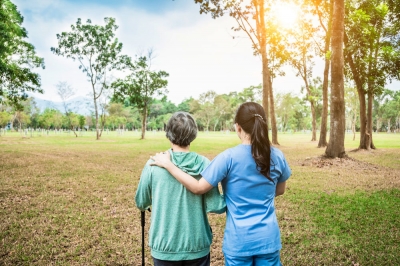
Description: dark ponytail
234,102,272,182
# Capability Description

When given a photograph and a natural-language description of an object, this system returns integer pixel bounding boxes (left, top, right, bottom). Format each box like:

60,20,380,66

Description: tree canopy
0,0,45,109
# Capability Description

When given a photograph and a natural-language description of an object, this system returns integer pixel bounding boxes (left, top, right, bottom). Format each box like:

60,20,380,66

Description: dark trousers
152,253,210,266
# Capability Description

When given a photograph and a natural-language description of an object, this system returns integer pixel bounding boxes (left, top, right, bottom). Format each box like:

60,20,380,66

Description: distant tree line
1,83,399,137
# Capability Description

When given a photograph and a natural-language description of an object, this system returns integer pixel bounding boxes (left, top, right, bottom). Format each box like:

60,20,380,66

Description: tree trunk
325,0,346,158
261,52,270,128
318,0,333,148
93,95,100,140
357,87,369,149
318,56,330,146
269,76,279,145
141,107,147,139
345,40,369,149
71,125,78,137
310,101,317,141
367,91,375,149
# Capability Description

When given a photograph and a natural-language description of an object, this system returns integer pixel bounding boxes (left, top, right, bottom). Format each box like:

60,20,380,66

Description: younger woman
151,102,291,266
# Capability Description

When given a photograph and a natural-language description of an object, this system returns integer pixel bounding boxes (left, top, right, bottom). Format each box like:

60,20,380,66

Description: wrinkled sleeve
135,163,152,211
201,151,230,187
204,184,226,214
200,154,227,214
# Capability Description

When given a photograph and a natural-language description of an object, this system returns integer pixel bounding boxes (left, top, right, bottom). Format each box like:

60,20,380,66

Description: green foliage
373,89,400,131
112,56,168,113
344,0,400,96
149,97,177,118
111,55,168,137
51,18,129,80
275,92,304,131
237,85,262,104
0,0,45,108
38,108,63,129
0,111,11,127
176,98,193,113
78,115,85,129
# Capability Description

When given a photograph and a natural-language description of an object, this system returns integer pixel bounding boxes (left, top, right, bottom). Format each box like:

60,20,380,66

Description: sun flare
272,2,300,29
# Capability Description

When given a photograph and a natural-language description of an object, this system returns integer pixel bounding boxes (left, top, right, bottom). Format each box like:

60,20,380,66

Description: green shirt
135,149,226,261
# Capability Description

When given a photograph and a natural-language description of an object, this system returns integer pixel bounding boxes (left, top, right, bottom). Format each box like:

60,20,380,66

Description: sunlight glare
272,2,300,29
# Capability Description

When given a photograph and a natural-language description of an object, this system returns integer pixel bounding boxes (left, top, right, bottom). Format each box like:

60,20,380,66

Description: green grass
280,189,400,265
0,130,399,265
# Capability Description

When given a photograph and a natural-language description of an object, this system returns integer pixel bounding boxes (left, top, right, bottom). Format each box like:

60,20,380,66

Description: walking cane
141,208,151,266
141,211,145,265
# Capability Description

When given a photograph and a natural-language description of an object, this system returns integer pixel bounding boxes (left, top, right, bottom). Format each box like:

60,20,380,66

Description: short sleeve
135,162,152,211
201,151,230,187
277,153,291,183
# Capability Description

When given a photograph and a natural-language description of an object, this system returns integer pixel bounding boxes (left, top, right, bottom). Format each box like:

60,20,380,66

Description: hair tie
254,114,264,121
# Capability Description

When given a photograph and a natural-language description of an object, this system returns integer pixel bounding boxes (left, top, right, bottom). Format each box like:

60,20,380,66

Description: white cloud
21,1,269,104
14,0,400,106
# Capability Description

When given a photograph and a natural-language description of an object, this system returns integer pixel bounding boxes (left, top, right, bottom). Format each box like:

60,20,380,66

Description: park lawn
0,131,399,265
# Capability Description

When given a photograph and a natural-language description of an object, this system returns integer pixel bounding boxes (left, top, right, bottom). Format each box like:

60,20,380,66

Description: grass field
1,130,399,265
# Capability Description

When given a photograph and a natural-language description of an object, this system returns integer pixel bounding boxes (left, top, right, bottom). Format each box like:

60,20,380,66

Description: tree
177,98,193,113
344,0,400,149
311,0,334,147
193,0,283,145
325,0,346,158
112,55,169,139
212,94,230,131
192,90,217,131
56,81,78,137
7,96,37,130
106,102,131,130
0,0,45,108
39,108,63,130
237,84,262,104
375,89,400,132
275,92,302,132
51,17,129,140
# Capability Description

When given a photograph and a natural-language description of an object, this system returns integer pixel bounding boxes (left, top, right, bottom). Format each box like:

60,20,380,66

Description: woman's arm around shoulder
150,152,213,195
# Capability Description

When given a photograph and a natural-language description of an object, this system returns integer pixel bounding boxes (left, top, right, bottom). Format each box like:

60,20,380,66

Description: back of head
234,102,273,182
166,112,197,147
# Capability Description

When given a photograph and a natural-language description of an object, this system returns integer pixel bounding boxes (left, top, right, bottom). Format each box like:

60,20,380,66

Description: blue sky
12,0,400,104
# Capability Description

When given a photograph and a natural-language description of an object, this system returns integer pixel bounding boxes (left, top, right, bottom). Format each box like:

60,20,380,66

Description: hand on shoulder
150,151,171,168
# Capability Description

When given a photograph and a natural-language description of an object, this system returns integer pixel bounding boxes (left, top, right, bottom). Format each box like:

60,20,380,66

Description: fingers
149,151,170,166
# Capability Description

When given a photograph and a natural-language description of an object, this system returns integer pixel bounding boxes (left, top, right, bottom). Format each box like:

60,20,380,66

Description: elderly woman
135,111,226,266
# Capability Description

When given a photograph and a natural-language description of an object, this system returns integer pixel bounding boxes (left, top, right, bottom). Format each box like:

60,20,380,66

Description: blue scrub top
201,144,291,257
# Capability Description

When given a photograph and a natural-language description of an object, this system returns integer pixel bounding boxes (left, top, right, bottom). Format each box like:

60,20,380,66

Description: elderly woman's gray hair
165,112,197,147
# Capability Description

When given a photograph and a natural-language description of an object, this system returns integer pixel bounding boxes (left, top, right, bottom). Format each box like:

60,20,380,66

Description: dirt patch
297,154,400,192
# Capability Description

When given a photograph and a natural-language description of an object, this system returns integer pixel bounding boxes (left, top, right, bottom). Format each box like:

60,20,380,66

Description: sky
13,0,400,105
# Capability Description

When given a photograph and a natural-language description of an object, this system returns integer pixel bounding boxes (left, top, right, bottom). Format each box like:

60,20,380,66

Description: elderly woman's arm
150,152,213,195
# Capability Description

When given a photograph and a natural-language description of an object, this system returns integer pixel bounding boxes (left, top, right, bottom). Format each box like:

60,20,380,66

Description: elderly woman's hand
150,151,172,168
